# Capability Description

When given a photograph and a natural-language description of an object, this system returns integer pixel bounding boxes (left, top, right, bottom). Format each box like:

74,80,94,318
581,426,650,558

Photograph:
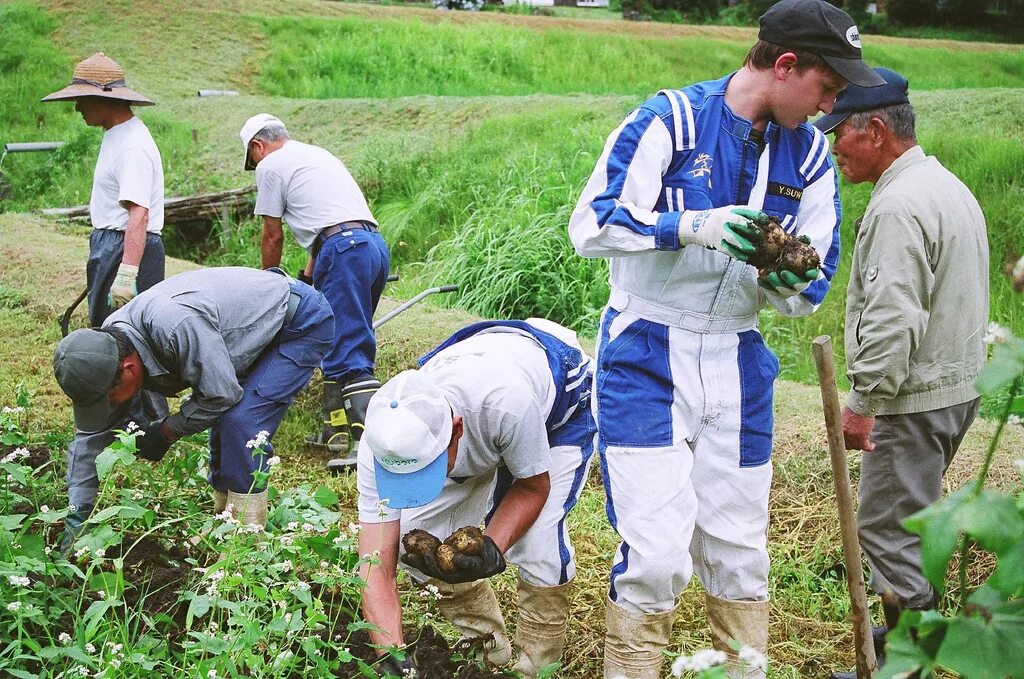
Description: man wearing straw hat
42,52,165,326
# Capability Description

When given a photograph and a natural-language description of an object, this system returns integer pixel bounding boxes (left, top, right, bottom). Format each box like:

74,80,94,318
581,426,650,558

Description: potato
436,544,459,574
444,525,485,557
747,215,820,278
402,529,442,557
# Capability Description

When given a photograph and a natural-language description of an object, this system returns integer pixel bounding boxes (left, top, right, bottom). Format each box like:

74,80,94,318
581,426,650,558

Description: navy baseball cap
759,0,886,88
813,67,910,134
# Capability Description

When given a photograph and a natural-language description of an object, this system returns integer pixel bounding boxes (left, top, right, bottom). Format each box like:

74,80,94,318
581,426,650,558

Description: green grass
256,13,1024,99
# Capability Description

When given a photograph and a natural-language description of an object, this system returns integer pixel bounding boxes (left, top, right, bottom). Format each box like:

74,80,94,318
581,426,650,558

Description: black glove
402,535,507,584
377,653,417,677
136,419,173,462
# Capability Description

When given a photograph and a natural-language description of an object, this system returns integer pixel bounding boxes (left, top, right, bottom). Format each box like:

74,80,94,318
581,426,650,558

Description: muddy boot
433,578,513,666
225,490,268,527
306,379,350,456
213,490,228,515
327,377,380,474
512,577,572,677
59,503,95,556
706,594,769,679
603,597,677,679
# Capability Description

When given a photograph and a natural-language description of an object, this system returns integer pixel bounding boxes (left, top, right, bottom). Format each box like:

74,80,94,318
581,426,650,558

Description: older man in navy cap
815,68,989,677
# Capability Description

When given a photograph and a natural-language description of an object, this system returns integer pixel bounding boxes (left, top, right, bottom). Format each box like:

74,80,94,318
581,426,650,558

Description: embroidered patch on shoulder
767,181,803,201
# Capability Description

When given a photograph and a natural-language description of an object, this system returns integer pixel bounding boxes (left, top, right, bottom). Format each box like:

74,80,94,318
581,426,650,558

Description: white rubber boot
433,579,513,666
706,594,770,679
511,577,572,677
604,597,677,679
225,490,268,527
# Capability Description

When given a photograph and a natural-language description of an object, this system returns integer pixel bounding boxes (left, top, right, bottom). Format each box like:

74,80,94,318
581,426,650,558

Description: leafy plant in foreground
878,263,1024,678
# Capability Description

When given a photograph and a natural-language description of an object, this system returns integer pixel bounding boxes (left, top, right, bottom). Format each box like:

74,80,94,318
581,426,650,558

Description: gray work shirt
103,267,291,436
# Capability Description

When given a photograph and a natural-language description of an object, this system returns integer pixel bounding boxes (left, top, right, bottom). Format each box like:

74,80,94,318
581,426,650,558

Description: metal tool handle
812,336,877,679
373,284,458,330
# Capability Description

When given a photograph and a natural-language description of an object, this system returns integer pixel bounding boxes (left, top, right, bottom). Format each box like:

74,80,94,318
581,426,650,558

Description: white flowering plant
877,264,1024,678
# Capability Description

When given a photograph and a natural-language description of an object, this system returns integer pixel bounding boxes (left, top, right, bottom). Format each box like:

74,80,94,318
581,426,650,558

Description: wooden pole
812,336,877,679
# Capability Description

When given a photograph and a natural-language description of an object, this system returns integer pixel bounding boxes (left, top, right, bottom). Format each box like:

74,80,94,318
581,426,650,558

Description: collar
112,322,168,379
872,145,925,198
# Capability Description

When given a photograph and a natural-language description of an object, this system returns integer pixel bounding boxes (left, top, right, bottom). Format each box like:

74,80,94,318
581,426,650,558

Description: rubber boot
225,490,268,527
831,594,925,679
432,578,513,666
706,594,770,679
59,503,95,556
213,490,228,515
603,597,677,679
327,377,380,474
306,379,350,455
512,577,573,677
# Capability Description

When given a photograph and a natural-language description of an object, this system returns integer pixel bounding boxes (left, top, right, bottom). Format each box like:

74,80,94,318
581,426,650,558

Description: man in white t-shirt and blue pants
42,52,169,450
241,114,390,471
42,52,166,328
355,319,596,678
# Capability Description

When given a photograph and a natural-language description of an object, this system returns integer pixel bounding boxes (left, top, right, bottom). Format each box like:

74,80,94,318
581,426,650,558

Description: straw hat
41,53,155,106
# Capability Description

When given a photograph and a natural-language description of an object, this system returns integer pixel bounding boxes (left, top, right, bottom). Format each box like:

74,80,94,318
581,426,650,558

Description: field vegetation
1,0,1023,676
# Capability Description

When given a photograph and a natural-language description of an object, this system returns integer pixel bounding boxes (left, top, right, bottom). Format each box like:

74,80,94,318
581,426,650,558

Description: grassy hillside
3,0,1023,384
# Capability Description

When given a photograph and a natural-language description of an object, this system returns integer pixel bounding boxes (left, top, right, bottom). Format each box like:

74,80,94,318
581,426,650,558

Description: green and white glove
108,263,139,310
759,268,820,298
677,207,763,261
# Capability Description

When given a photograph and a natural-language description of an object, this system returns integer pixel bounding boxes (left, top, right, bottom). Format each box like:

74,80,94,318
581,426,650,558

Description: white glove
677,207,764,261
108,263,139,310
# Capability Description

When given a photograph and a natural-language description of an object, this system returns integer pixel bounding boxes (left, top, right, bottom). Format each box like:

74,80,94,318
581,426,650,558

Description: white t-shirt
253,140,376,251
90,116,164,234
358,328,556,523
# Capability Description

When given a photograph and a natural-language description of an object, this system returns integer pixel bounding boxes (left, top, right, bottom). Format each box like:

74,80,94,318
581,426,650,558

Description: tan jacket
845,146,989,416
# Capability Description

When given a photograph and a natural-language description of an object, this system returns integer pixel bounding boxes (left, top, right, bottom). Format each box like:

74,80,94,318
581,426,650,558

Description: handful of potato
402,526,486,575
746,215,820,278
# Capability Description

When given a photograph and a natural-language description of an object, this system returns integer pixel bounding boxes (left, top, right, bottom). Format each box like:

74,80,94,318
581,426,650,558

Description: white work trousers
596,306,777,613
401,436,595,587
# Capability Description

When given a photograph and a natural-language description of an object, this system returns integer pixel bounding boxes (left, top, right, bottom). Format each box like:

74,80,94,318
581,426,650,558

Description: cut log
38,185,256,226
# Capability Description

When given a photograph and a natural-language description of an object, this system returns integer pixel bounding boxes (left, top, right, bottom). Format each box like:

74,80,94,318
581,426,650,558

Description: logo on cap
846,26,862,48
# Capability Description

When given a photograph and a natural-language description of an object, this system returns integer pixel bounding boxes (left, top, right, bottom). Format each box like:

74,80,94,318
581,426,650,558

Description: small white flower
1008,415,1024,427
2,406,24,414
984,322,1011,345
246,430,271,449
6,601,22,611
208,671,217,678
301,522,315,532
40,505,49,513
1,447,29,464
738,645,768,672
266,456,281,467
85,642,96,654
126,421,142,435
286,521,299,531
59,632,72,644
347,522,360,535
8,575,30,587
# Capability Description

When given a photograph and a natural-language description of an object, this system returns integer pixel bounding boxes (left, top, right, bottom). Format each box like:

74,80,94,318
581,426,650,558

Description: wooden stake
812,336,877,679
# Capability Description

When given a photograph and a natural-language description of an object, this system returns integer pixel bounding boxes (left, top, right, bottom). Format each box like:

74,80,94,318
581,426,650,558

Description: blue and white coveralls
569,74,841,611
357,319,597,587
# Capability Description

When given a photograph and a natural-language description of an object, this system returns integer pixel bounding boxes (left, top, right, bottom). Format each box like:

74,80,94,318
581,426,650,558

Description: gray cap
53,329,119,433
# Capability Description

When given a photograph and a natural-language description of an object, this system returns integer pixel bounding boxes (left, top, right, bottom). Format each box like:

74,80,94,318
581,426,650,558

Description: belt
608,289,758,334
318,220,378,243
284,290,301,326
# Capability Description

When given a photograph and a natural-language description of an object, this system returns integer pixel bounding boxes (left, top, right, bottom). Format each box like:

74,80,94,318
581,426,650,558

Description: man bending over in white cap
355,319,596,678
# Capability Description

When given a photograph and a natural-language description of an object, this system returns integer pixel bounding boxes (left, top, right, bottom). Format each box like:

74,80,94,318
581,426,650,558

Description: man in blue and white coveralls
355,319,595,678
568,0,884,675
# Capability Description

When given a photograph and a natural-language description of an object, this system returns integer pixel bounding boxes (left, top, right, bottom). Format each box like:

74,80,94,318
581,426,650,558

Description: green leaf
959,490,1024,554
905,489,969,591
936,614,1024,679
537,661,563,679
0,514,27,530
977,341,1024,395
90,504,146,523
88,571,125,599
186,594,213,627
313,486,339,508
876,610,941,679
